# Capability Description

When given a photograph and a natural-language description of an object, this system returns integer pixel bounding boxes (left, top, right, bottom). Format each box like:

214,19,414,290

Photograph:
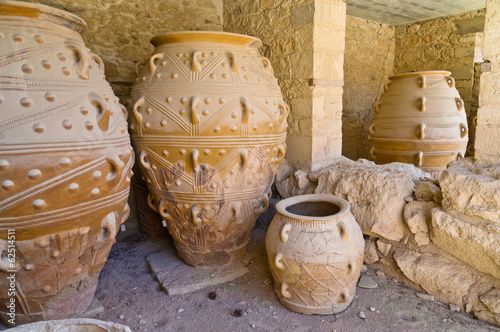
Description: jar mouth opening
276,194,349,221
151,31,262,48
285,201,341,217
389,71,452,80
0,0,87,33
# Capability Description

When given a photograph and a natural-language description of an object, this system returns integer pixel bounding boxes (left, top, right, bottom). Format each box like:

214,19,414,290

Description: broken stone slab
430,208,500,279
440,157,500,226
357,275,378,289
9,318,132,332
147,247,249,295
312,158,428,241
393,248,475,307
404,201,439,247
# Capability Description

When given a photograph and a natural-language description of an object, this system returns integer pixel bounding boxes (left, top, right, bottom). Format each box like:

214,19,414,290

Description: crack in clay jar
266,194,364,315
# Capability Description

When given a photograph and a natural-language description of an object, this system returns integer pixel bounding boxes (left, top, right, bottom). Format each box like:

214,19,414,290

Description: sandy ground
1,204,499,332
85,227,499,332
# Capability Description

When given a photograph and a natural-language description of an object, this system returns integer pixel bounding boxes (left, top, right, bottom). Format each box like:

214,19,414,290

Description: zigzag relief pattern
130,33,289,265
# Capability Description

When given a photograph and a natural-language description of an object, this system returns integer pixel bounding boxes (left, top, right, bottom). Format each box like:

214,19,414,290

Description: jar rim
275,194,350,222
389,71,452,80
0,0,87,33
151,31,262,48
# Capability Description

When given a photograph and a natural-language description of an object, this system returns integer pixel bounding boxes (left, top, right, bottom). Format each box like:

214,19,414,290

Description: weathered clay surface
370,71,469,174
440,158,500,226
430,207,500,279
0,1,133,325
303,157,428,241
265,194,364,315
129,31,288,266
404,201,439,246
147,247,249,296
10,318,132,332
393,249,475,307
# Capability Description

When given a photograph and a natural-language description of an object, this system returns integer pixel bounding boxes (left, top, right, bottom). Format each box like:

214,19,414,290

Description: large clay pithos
130,31,288,267
0,1,134,325
369,71,468,176
265,194,364,315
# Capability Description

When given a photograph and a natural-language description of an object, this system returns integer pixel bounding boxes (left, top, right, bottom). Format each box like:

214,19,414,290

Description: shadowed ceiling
346,0,486,26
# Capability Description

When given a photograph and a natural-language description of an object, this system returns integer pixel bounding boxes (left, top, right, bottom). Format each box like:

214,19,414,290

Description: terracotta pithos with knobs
0,1,134,325
369,71,468,177
130,31,288,267
265,194,364,315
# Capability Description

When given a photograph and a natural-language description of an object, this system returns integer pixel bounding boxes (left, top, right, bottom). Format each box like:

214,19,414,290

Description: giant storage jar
129,31,288,267
369,71,468,176
0,1,134,325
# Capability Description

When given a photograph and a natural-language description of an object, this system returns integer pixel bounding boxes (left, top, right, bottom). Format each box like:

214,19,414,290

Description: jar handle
280,223,292,243
150,53,164,73
275,252,285,270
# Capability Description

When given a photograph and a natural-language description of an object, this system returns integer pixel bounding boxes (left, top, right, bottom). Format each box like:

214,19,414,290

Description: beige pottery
10,318,132,332
129,31,288,267
265,194,364,315
0,1,134,325
370,71,468,176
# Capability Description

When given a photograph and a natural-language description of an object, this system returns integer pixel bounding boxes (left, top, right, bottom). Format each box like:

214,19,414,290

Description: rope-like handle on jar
135,60,146,76
150,53,164,73
133,96,145,135
445,76,455,88
460,123,468,138
369,123,376,136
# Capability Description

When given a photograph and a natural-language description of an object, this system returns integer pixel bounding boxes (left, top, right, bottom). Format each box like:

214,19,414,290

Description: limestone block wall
343,16,395,160
224,0,346,171
475,0,500,164
23,0,224,101
394,10,485,146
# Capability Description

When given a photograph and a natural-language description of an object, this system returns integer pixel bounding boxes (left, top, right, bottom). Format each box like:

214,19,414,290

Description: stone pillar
286,0,346,171
474,0,500,164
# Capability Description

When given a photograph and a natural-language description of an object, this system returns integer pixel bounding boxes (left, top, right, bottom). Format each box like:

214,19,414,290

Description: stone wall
343,16,395,160
25,0,224,101
475,0,500,164
224,0,346,171
394,10,485,138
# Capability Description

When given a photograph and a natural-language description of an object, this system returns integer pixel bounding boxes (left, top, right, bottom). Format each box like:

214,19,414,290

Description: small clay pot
265,194,364,315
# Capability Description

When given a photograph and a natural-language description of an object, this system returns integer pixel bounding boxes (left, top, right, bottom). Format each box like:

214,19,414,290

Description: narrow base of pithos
174,241,248,267
278,293,355,315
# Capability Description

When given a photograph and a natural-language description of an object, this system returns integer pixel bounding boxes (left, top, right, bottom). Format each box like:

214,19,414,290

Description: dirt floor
86,226,498,332
2,213,499,332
